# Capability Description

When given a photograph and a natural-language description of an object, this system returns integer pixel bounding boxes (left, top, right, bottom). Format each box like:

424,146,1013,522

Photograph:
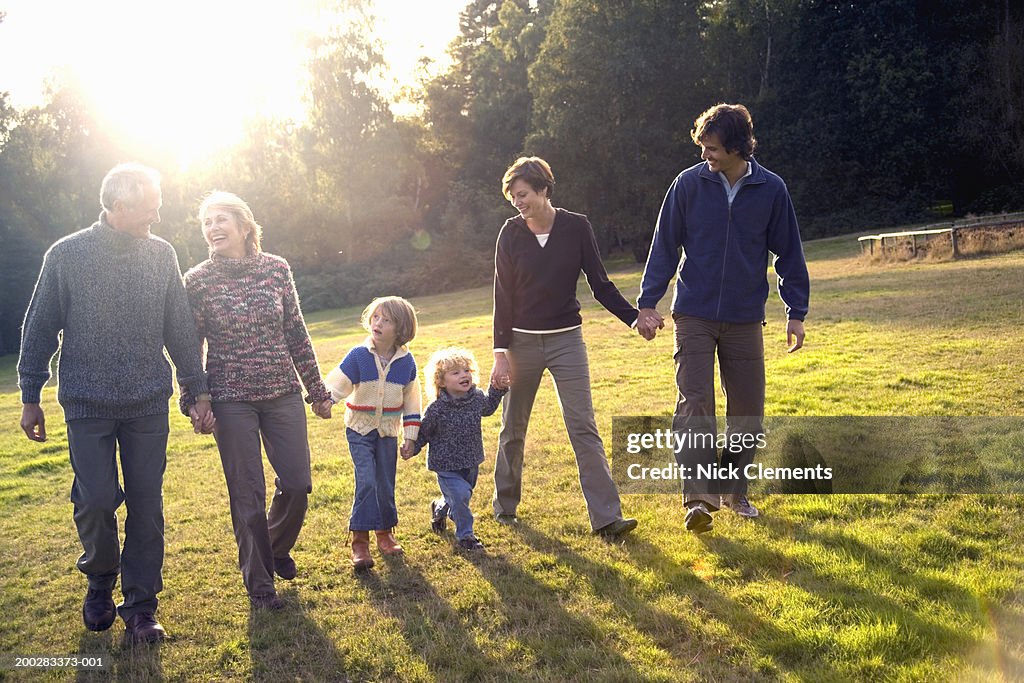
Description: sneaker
494,513,519,526
684,503,714,534
123,611,166,644
430,499,448,533
721,495,760,518
456,536,485,551
83,587,116,632
273,555,297,580
250,593,286,611
594,517,639,540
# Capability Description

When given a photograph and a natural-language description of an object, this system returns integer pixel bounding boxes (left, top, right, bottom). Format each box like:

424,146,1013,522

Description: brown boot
375,529,403,556
351,531,374,571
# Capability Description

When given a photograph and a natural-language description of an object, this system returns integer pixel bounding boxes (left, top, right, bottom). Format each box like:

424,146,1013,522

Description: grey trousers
672,314,765,508
213,393,312,597
492,328,624,530
66,413,168,619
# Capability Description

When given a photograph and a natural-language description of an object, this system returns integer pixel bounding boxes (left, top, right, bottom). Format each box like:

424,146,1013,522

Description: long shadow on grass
513,523,849,681
469,538,645,680
75,630,165,683
246,587,349,681
358,558,497,680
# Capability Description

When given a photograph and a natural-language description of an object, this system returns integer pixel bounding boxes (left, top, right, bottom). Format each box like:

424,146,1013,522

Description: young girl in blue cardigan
325,296,421,571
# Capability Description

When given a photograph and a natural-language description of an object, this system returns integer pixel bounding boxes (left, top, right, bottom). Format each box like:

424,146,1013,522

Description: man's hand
636,308,665,341
787,319,806,353
20,403,46,442
491,353,512,389
190,398,216,434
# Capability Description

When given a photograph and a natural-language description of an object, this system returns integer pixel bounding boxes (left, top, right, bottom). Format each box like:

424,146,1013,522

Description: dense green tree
528,0,706,257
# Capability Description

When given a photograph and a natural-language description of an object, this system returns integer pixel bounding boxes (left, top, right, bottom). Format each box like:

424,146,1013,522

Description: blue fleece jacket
638,159,809,323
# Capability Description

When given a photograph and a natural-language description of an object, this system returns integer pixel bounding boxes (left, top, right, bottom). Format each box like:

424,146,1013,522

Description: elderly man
18,163,213,643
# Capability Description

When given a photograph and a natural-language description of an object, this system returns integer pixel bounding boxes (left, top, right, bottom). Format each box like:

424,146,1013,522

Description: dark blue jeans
346,428,398,531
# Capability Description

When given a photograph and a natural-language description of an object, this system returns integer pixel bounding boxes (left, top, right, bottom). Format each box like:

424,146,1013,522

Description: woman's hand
312,399,333,419
491,353,512,389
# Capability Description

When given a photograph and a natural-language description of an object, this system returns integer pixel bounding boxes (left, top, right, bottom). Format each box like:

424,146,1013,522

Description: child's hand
312,399,333,419
400,441,415,460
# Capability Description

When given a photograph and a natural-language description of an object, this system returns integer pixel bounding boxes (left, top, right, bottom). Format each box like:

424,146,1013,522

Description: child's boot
351,531,374,570
375,529,404,556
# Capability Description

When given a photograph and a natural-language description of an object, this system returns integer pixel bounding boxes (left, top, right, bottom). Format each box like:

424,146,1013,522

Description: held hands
490,354,512,390
312,398,333,419
400,441,415,460
20,403,46,442
636,308,665,341
786,319,806,353
189,398,216,434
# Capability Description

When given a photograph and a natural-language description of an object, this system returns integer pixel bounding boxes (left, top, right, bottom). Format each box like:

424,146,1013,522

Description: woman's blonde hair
198,190,263,255
425,347,478,400
360,296,418,347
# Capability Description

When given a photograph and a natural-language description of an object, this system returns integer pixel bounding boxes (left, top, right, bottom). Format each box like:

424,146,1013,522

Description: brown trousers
213,392,312,597
672,314,765,508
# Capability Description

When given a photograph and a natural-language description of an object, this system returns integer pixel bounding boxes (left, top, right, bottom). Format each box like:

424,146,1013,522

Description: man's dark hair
691,104,758,160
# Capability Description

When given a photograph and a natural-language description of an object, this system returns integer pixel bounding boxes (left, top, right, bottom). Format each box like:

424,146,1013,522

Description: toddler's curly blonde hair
425,347,479,400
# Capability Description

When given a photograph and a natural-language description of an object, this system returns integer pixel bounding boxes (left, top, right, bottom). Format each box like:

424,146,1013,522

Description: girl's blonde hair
425,347,478,400
360,296,418,347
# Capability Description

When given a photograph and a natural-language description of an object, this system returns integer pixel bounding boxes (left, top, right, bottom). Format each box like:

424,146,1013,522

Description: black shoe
430,499,448,533
594,517,638,540
495,513,519,525
273,555,297,580
250,592,286,611
456,536,485,551
684,503,714,534
83,587,116,632
123,611,166,644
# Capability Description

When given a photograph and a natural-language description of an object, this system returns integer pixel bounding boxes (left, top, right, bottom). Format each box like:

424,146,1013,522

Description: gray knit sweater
413,385,507,472
18,217,208,420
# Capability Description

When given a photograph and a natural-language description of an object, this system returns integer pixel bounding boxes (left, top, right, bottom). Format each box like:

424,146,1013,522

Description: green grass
1,235,1023,681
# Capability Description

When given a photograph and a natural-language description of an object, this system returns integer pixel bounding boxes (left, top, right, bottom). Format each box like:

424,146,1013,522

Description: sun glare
1,1,464,169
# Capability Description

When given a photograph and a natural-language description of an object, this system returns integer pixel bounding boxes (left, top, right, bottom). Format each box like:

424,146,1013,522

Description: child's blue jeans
435,466,479,540
347,428,398,531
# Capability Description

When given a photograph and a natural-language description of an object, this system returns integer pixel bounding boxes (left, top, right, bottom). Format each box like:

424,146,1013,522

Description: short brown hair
691,103,757,160
360,296,418,347
424,347,479,400
501,156,555,200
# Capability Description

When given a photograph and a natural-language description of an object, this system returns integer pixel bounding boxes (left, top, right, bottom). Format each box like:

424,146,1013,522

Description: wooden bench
858,227,957,257
858,212,1024,258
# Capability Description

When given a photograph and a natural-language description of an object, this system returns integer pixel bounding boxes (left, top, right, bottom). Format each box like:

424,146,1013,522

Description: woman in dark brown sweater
490,156,639,540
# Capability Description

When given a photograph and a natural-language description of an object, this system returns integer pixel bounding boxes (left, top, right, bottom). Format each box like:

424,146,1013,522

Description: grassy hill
0,236,1022,681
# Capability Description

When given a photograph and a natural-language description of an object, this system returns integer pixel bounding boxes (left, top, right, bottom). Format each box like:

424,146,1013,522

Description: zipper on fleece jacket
716,198,732,319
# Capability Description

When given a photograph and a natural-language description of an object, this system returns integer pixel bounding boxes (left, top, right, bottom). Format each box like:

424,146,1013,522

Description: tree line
2,0,1022,355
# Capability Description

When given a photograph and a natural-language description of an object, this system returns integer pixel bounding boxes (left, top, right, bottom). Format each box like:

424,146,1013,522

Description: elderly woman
180,191,332,610
490,157,639,539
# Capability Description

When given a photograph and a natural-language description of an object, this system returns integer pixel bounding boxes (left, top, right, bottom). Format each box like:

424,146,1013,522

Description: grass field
1,235,1023,681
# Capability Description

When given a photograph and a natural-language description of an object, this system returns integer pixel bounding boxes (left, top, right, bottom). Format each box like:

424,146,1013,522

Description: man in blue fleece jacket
636,103,809,534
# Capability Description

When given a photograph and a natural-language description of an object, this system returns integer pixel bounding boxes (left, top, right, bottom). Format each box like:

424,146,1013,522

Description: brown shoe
250,592,285,610
375,529,403,556
351,530,374,571
123,611,166,644
83,587,115,632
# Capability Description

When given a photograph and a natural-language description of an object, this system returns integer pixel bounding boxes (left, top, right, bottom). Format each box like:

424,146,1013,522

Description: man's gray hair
99,163,161,211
